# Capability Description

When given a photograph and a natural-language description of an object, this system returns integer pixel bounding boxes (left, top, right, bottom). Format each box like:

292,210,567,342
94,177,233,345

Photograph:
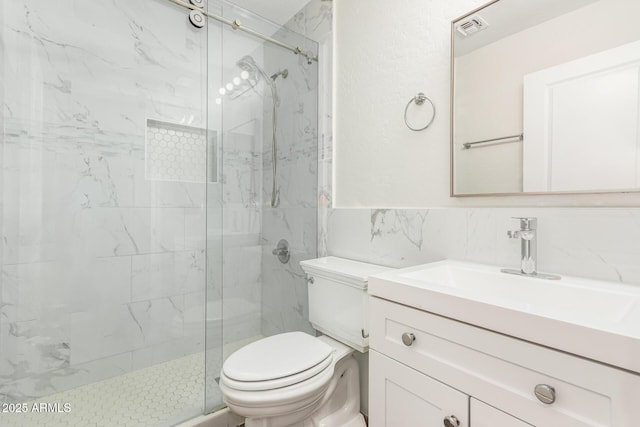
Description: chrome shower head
236,55,269,83
236,56,287,85
236,55,255,73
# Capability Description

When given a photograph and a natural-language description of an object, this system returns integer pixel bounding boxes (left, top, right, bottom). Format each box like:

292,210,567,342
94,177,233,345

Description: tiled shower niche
145,119,217,183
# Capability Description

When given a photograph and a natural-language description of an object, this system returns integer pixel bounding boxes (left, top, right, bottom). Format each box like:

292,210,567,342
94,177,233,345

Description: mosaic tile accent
0,353,211,427
146,119,215,183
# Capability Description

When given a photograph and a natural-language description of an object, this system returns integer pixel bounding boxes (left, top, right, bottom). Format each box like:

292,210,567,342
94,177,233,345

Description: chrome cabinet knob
534,384,556,404
401,332,415,346
443,415,460,427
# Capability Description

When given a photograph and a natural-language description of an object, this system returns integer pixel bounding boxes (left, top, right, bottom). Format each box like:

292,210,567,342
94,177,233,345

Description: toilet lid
222,332,333,383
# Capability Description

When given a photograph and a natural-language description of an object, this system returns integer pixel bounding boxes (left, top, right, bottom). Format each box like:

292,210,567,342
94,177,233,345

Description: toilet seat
221,360,335,411
221,332,334,391
222,353,333,391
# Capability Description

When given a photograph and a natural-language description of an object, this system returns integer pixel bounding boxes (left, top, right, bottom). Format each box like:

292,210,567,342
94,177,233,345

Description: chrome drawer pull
443,415,460,427
401,332,416,346
534,384,556,404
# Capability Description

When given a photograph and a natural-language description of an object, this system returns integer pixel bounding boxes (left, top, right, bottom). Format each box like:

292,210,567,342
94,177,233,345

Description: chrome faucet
501,217,560,280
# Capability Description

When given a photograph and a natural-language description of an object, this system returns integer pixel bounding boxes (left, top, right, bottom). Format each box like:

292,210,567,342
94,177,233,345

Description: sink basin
369,260,640,374
400,261,638,325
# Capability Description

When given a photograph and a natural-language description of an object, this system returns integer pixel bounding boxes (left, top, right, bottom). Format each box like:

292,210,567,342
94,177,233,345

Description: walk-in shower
0,0,319,425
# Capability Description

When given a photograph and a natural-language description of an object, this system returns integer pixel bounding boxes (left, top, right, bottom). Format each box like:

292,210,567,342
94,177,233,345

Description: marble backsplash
323,208,640,286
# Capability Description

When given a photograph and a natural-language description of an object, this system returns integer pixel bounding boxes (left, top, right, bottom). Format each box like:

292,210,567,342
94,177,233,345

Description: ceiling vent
455,15,489,37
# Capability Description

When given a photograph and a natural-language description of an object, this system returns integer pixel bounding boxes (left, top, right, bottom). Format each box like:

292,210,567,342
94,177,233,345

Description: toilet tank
300,257,394,352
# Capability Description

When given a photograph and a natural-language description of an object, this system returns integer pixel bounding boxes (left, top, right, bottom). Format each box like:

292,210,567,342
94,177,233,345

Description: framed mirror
451,0,640,197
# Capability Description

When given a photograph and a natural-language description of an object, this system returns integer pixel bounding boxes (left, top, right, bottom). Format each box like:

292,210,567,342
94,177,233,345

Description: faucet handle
511,217,537,230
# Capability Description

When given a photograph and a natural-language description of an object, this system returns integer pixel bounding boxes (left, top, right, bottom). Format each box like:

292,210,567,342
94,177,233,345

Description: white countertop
369,260,640,374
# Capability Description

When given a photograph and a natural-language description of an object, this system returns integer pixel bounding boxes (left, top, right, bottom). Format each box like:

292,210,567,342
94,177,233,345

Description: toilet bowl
219,256,393,427
220,333,360,427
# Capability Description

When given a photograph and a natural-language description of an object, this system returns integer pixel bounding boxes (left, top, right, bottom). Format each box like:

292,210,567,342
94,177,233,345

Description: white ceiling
229,0,313,26
454,0,602,56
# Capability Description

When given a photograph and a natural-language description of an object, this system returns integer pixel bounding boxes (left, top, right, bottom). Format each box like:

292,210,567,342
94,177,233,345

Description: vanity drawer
370,297,640,427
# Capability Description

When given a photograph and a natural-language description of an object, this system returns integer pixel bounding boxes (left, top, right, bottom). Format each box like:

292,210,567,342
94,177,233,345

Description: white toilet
219,256,393,427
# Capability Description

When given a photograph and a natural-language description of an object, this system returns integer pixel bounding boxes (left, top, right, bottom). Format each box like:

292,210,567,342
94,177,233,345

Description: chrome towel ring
404,92,435,132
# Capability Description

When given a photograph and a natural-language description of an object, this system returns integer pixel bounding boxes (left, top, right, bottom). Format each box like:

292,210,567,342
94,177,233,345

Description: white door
523,39,640,192
471,398,533,427
369,350,469,427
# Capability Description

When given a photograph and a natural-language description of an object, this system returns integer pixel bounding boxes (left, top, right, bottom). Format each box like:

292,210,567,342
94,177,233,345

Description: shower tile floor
0,352,216,427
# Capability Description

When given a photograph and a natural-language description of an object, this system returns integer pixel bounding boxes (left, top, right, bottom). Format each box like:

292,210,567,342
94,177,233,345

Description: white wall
333,0,640,207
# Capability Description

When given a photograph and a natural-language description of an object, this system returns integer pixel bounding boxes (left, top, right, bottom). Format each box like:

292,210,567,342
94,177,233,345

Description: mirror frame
449,0,640,198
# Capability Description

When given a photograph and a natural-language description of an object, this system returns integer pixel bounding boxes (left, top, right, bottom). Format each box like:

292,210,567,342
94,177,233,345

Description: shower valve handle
272,239,290,264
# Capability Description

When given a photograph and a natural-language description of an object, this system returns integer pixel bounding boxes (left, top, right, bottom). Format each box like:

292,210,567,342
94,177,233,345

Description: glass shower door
0,0,217,425
203,0,319,413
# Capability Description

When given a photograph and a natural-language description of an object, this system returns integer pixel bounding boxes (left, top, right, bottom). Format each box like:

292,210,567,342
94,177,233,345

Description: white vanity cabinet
368,297,640,427
369,350,468,427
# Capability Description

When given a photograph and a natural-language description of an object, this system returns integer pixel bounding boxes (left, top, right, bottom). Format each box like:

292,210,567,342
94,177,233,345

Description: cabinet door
369,350,469,427
471,399,532,427
370,297,640,426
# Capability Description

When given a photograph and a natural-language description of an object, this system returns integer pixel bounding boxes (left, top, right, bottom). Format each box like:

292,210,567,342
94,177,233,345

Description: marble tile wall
285,0,333,218
0,0,209,403
258,1,327,338
324,208,640,286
